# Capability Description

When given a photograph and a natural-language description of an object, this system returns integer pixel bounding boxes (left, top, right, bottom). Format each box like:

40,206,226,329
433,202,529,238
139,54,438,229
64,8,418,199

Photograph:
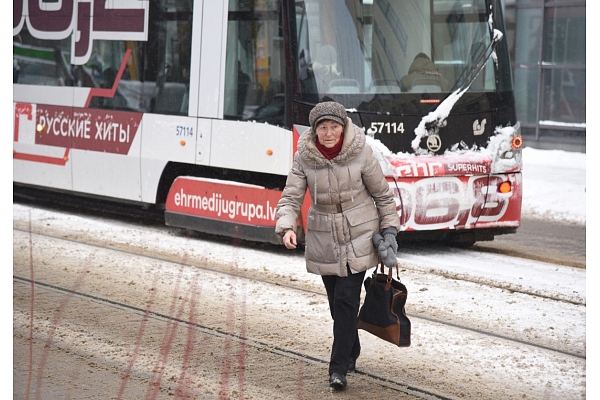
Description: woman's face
315,120,343,148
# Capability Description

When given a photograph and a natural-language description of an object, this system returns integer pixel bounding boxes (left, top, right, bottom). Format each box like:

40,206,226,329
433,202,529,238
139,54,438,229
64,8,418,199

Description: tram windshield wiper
412,23,504,154
452,29,504,94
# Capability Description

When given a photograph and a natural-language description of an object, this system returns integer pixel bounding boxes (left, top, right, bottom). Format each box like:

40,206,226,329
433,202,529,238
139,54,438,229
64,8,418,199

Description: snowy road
12,204,585,399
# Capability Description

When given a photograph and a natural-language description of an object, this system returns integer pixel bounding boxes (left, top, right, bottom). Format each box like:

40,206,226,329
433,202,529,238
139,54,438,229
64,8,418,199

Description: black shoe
329,372,347,389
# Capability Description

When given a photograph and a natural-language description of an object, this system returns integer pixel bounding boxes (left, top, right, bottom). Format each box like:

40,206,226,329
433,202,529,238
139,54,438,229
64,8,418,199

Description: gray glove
372,227,398,267
382,227,398,254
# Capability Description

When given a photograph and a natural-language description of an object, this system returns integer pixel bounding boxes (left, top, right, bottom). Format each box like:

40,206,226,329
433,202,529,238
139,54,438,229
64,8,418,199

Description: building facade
503,0,586,153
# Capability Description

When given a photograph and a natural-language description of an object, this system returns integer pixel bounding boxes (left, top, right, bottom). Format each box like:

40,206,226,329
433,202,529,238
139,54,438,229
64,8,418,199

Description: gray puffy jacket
275,118,400,277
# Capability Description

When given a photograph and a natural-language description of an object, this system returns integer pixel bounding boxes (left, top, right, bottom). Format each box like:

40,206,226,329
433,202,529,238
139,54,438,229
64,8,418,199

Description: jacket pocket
305,212,337,264
345,203,380,258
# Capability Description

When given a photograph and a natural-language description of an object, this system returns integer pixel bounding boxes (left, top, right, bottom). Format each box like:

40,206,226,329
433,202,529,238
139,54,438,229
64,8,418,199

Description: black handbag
357,261,411,347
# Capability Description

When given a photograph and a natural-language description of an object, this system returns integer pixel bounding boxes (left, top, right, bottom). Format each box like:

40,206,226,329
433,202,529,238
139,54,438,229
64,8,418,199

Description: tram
13,0,522,246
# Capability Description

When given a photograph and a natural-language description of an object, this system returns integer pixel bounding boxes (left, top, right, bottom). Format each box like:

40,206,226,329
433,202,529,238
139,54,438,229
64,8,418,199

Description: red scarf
316,133,344,160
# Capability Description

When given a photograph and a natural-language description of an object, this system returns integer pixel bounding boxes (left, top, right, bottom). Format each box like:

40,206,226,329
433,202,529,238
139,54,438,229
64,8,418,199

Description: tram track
13,276,453,400
12,224,587,308
13,202,586,399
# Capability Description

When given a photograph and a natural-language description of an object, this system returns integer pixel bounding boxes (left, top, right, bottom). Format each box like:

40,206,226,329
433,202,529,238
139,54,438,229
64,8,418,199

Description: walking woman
275,101,400,389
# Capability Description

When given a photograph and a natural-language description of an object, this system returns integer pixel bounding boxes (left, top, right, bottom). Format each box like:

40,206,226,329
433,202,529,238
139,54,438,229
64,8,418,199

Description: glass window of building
503,0,585,151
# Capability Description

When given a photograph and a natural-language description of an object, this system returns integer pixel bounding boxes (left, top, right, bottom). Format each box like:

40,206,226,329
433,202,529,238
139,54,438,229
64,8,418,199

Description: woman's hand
372,229,398,267
283,229,297,249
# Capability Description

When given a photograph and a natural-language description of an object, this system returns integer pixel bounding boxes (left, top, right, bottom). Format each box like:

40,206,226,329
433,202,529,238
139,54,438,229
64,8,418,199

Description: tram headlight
497,123,522,160
511,135,523,150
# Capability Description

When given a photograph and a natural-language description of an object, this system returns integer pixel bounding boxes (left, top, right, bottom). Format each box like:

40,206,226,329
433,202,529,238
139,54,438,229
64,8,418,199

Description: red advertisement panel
166,177,282,227
388,173,521,231
165,173,520,233
389,154,493,177
35,105,142,154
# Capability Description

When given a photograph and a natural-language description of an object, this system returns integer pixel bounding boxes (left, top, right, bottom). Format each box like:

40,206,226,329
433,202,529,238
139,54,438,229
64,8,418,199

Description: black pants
321,267,365,375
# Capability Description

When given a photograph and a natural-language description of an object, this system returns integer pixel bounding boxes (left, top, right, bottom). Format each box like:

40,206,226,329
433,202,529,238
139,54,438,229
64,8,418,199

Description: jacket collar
298,117,365,166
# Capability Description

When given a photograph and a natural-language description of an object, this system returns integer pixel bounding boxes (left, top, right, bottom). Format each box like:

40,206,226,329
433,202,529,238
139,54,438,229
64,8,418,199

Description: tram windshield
295,0,506,98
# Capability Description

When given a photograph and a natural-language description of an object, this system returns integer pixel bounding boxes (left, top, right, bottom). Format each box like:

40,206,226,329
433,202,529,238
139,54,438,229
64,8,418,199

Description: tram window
85,3,193,114
13,33,73,87
224,1,285,126
146,2,193,115
13,0,193,115
295,1,369,97
293,0,500,101
432,1,496,91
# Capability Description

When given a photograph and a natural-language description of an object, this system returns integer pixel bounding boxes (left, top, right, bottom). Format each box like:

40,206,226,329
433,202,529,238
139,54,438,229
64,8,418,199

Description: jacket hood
408,53,437,74
297,117,365,167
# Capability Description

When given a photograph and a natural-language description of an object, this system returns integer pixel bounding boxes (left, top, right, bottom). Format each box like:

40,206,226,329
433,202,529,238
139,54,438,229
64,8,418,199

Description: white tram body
14,0,522,245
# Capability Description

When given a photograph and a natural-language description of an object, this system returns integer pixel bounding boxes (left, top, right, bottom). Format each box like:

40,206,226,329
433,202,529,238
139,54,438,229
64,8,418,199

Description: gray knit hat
309,101,347,131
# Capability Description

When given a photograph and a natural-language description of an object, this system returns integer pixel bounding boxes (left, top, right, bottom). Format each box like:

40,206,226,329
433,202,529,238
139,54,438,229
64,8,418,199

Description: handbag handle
376,258,401,290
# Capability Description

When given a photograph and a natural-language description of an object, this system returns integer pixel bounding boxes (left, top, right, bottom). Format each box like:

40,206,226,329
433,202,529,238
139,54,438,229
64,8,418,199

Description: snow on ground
521,147,586,225
9,146,591,395
11,206,586,398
